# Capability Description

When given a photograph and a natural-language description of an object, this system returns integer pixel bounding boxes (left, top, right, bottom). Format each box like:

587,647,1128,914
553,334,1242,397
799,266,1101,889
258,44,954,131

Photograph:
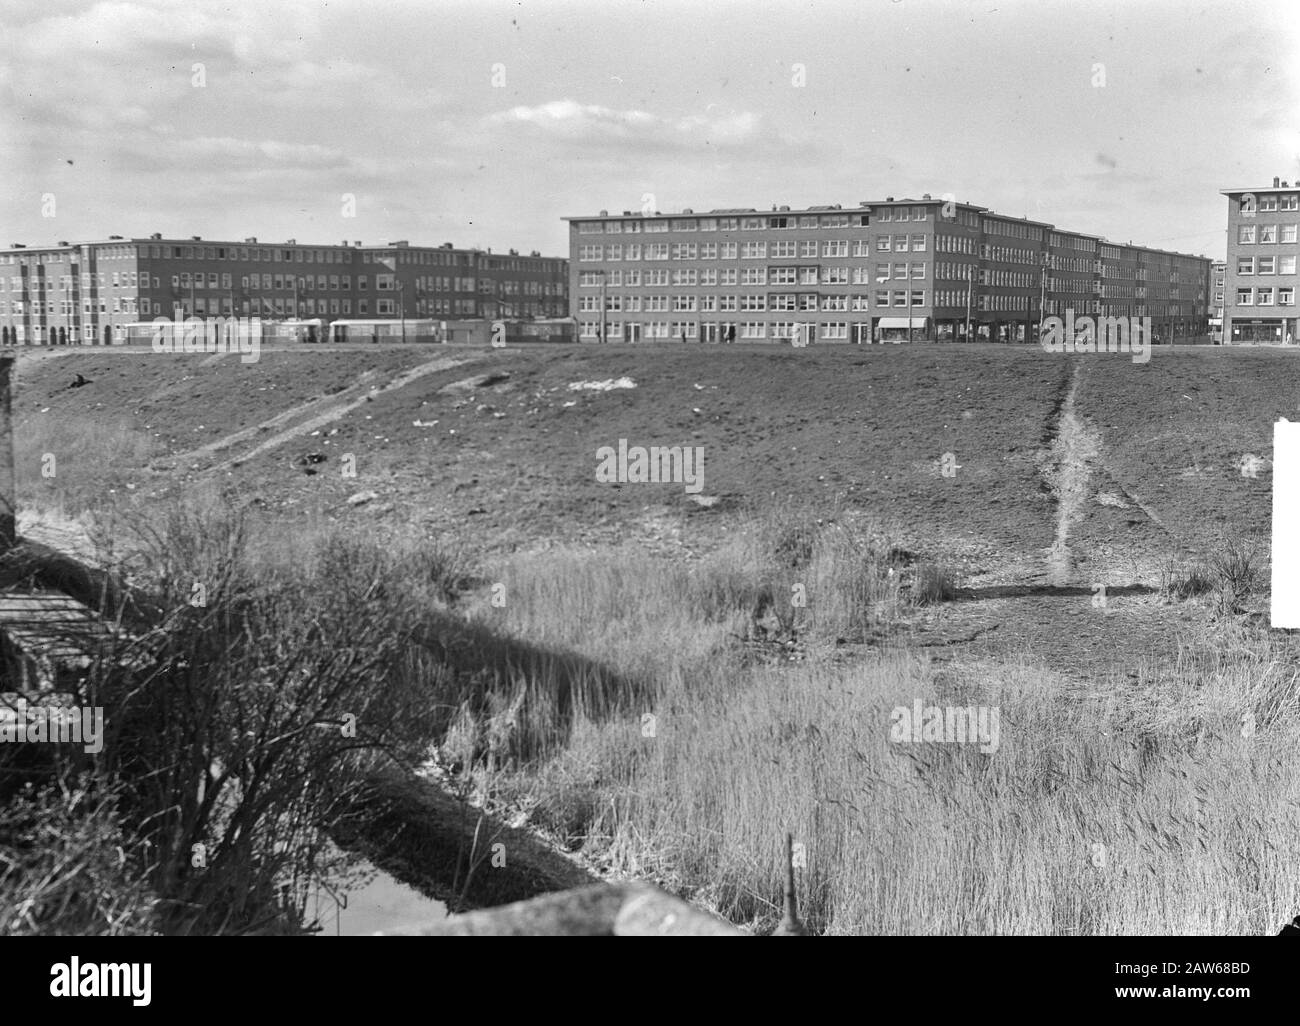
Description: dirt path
167,353,485,473
915,359,1212,678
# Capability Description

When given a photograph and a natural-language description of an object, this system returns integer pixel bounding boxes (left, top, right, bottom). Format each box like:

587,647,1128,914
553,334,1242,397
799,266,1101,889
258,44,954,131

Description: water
312,862,448,936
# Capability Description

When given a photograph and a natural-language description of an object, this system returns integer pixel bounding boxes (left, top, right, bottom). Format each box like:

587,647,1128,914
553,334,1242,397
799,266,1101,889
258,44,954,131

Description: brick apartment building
564,197,1212,344
0,235,568,345
1220,177,1300,344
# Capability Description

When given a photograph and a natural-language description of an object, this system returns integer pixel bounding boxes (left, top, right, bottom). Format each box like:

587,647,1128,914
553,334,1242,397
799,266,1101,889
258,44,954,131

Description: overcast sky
2,0,1297,261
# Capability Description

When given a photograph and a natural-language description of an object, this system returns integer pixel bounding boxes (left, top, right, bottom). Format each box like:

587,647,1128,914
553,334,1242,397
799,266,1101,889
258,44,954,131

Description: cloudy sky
2,0,1297,260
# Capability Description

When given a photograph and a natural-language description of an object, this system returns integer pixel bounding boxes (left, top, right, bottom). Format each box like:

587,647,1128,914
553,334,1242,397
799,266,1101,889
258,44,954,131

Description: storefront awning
876,317,921,329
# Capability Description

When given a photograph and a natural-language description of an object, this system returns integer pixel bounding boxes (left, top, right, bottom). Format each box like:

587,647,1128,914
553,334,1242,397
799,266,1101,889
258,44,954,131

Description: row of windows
579,265,926,289
578,212,888,234
1239,195,1300,214
578,292,932,316
1236,255,1299,275
577,321,861,340
1237,224,1300,245
577,239,893,261
0,295,513,320
1235,287,1296,306
1,271,564,297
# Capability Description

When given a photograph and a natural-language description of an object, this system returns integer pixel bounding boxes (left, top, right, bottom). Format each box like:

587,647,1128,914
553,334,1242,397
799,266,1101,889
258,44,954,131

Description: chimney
0,355,14,551
1274,177,1281,188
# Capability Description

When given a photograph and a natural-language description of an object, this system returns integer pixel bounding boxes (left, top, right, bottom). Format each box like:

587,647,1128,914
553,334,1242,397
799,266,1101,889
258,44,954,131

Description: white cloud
486,100,762,150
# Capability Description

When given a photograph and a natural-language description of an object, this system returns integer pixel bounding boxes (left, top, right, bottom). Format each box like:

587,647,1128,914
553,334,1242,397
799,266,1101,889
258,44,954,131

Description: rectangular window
700,243,719,259
1281,256,1297,275
1259,257,1276,274
911,264,926,279
1261,225,1278,244
741,268,767,285
911,234,927,252
1239,225,1256,244
741,242,767,259
799,240,818,259
911,291,925,306
1237,288,1253,305
1238,257,1255,274
1258,288,1275,305
1282,225,1298,244
1280,287,1295,306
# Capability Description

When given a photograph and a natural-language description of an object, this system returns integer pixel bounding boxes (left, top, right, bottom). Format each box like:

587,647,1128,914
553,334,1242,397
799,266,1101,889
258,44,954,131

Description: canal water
312,861,448,936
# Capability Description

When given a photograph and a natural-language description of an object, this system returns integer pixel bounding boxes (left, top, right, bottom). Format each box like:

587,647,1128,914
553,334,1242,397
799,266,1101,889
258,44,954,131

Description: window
911,264,926,279
673,295,698,311
671,243,696,260
911,291,925,306
1281,256,1297,275
1259,257,1275,274
720,269,738,285
741,242,767,259
1258,288,1275,305
877,237,892,252
645,243,669,260
626,244,642,260
579,245,603,261
1280,287,1295,306
671,269,697,286
1237,288,1253,305
821,267,848,285
1281,194,1299,211
740,322,766,339
700,243,719,259
720,243,738,259
607,244,623,260
799,240,818,258
1239,225,1256,244
1260,225,1278,244
822,240,848,257
821,295,847,310
771,294,798,310
1282,225,1298,244
1261,195,1278,211
1237,257,1254,275
821,322,847,339
911,235,927,252
741,267,767,285
644,220,668,233
699,219,718,232
798,267,818,285
740,295,765,311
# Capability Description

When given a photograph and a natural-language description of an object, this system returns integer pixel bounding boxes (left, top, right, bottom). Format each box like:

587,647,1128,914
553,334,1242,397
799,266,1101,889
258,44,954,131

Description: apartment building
0,235,568,345
1221,177,1300,344
564,197,1211,344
